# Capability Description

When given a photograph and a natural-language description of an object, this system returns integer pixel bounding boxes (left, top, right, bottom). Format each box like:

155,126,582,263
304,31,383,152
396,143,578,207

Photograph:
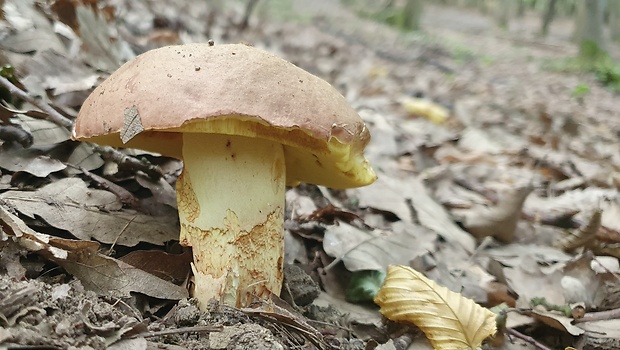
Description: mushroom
72,43,376,308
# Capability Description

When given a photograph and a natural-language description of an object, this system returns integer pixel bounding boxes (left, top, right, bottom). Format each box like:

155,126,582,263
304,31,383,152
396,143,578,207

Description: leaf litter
0,0,620,349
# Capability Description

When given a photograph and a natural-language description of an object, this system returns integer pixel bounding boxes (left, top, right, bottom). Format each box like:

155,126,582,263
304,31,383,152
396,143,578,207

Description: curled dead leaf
0,205,187,300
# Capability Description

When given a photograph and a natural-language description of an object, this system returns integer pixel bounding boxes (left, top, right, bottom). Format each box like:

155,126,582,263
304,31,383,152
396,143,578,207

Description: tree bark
496,0,512,30
402,0,423,31
576,0,606,62
610,0,620,42
540,0,558,37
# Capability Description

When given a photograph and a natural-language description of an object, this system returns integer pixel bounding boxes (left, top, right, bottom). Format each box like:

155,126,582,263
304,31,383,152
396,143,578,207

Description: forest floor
1,1,620,350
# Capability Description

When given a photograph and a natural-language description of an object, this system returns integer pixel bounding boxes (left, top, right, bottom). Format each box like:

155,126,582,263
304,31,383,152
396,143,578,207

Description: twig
0,76,73,129
506,327,553,350
574,307,620,323
0,124,33,147
96,145,163,180
130,325,223,339
65,163,140,208
0,75,164,180
107,215,137,256
239,0,260,30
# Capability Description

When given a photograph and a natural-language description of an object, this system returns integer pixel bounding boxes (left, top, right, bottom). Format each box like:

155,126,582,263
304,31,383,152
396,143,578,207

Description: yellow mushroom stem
176,132,285,308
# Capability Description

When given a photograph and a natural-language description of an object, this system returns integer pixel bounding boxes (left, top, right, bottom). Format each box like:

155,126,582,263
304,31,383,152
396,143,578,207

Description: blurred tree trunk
402,0,423,31
572,0,586,41
239,0,260,31
610,0,620,42
478,0,488,14
496,0,512,29
540,0,558,36
575,0,607,62
517,0,527,17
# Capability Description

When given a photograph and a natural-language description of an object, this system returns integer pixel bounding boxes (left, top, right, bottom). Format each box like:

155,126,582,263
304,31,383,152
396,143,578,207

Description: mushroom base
177,133,285,308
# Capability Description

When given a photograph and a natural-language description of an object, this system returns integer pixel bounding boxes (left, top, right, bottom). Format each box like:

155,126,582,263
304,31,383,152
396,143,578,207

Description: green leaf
346,269,386,303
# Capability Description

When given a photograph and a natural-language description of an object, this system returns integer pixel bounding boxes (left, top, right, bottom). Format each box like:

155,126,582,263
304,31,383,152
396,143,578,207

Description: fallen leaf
561,254,608,308
375,265,497,350
503,257,565,308
484,244,572,268
0,177,178,246
65,142,105,171
63,251,188,300
120,249,192,284
576,319,620,347
0,143,66,177
0,204,187,300
323,221,436,272
22,50,99,95
529,310,584,336
313,292,385,340
135,174,177,209
408,177,476,253
107,338,147,350
453,185,533,242
1,0,66,54
12,114,71,145
400,96,449,124
352,176,413,223
75,4,134,72
525,187,620,234
463,125,532,154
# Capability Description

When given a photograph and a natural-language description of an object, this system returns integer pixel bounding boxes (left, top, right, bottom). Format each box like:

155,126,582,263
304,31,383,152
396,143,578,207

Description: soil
0,266,363,350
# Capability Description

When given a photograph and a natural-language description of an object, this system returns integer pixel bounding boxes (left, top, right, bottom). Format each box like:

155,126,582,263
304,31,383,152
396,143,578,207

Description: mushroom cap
73,43,376,188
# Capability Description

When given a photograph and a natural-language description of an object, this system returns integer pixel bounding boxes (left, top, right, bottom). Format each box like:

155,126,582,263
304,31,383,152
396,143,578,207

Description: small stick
96,145,163,180
130,325,223,339
69,164,140,208
575,307,620,323
506,327,553,350
0,76,73,129
0,75,164,180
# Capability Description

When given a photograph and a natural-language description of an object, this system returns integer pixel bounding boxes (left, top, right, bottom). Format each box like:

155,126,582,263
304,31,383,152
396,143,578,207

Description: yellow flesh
177,133,285,308
84,116,376,189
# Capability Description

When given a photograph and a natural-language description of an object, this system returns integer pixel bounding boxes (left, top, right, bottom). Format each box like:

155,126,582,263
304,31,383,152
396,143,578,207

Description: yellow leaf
399,97,449,124
374,265,497,350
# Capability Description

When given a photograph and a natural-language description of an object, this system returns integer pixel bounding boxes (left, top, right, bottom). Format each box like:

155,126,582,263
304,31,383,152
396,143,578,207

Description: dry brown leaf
374,265,496,350
408,177,476,253
525,188,620,234
352,176,413,223
12,114,71,145
484,244,572,268
119,249,192,284
65,142,105,171
528,310,584,336
1,0,66,54
0,177,178,246
0,143,66,177
22,50,99,95
503,257,565,308
74,4,134,72
323,221,436,271
314,292,385,340
135,174,177,209
576,319,620,349
555,210,601,252
62,250,188,300
454,185,533,242
0,204,187,300
458,127,527,155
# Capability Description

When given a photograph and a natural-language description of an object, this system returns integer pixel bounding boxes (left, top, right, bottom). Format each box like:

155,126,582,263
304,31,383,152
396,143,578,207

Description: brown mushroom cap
73,43,376,188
